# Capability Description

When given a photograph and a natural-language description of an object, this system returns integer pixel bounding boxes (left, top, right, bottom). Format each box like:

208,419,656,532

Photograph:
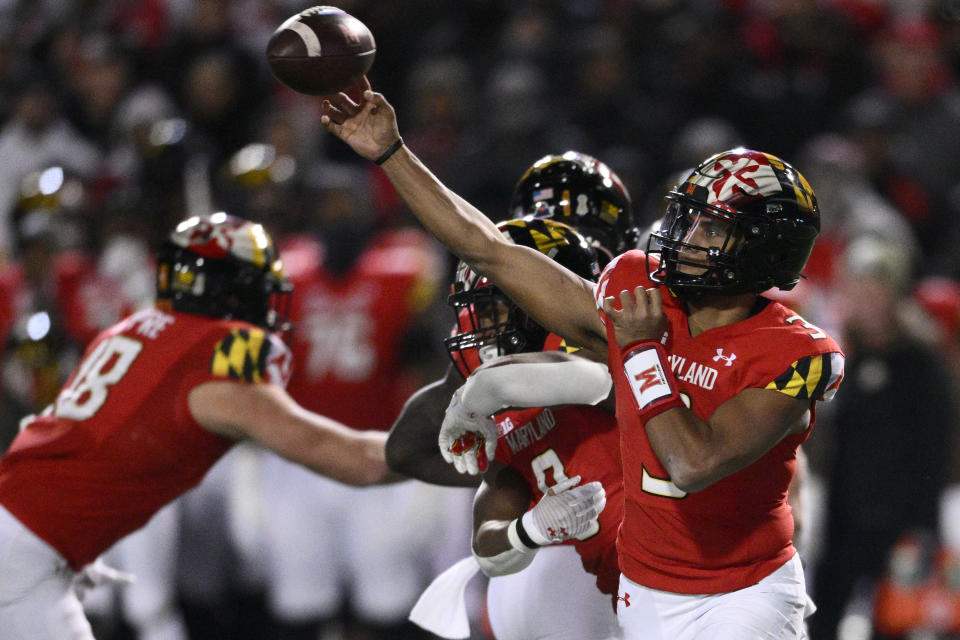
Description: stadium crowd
1,1,960,639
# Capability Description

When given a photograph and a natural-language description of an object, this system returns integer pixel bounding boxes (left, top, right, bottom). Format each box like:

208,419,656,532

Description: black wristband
374,138,404,165
514,517,541,550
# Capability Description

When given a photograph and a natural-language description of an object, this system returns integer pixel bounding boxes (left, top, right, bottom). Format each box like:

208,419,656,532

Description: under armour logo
617,592,631,608
712,348,737,367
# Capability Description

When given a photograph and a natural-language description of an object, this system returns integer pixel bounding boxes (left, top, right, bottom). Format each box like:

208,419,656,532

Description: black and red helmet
156,213,292,331
445,217,599,376
647,148,820,296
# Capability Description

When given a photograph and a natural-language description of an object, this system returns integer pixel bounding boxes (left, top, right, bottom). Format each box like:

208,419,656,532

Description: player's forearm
643,409,731,493
461,359,612,416
473,520,515,557
387,409,484,487
472,519,539,577
381,141,606,352
617,341,753,492
643,394,799,493
298,425,405,486
381,147,505,269
386,371,481,487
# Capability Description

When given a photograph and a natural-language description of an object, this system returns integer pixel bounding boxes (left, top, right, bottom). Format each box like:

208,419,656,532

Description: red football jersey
594,251,844,594
0,308,292,570
281,230,442,431
493,404,623,596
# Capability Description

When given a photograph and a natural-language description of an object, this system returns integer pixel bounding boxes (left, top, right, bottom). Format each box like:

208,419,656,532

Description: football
266,6,376,96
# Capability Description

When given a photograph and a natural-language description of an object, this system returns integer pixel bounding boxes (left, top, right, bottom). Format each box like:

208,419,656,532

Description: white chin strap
477,344,500,364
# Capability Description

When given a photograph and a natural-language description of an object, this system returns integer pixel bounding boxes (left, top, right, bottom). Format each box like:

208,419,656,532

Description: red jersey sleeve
210,327,292,388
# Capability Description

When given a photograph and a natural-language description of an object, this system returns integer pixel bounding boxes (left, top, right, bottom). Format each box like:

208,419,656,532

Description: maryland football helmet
510,151,637,263
156,213,292,331
647,148,820,296
445,217,599,376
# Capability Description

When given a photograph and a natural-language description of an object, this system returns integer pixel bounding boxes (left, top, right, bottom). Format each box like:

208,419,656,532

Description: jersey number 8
55,336,143,421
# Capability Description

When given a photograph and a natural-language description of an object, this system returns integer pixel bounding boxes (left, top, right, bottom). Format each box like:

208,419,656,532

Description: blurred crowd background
3,0,960,639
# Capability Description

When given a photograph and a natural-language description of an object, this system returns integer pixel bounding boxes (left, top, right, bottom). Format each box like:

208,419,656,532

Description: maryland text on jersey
498,409,559,456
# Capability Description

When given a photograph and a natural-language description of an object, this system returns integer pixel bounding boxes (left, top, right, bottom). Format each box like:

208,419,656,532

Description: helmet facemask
444,283,544,377
648,197,747,295
443,217,598,376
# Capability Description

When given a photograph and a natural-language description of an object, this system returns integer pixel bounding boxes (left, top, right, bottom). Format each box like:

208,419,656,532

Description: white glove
438,386,498,475
520,475,606,545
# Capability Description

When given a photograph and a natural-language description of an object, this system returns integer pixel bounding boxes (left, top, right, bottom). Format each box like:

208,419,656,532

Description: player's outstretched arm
188,380,404,486
319,79,606,353
385,364,482,487
464,351,612,413
438,351,613,476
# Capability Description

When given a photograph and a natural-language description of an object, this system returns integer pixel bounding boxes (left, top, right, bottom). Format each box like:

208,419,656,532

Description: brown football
266,6,376,96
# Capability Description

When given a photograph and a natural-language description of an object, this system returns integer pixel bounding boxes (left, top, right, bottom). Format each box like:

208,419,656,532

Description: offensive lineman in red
319,80,844,638
403,217,624,639
391,159,640,638
0,213,399,640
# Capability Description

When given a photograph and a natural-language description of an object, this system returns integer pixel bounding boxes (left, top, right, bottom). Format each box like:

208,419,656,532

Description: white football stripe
286,21,322,56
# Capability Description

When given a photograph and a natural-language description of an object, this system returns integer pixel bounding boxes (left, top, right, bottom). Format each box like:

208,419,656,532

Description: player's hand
601,286,668,347
72,557,135,602
523,475,607,545
320,76,401,162
439,386,498,475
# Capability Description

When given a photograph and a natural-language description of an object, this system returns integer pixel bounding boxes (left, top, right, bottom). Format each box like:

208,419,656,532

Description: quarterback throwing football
321,79,844,639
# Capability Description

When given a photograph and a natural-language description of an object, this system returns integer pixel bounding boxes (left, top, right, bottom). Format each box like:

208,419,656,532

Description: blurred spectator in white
108,442,274,640
0,81,100,259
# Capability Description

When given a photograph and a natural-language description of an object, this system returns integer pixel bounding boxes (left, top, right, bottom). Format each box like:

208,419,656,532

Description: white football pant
616,553,814,640
0,504,95,640
487,545,622,640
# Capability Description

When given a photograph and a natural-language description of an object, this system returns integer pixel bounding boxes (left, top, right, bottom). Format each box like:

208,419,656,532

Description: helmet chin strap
478,344,500,364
